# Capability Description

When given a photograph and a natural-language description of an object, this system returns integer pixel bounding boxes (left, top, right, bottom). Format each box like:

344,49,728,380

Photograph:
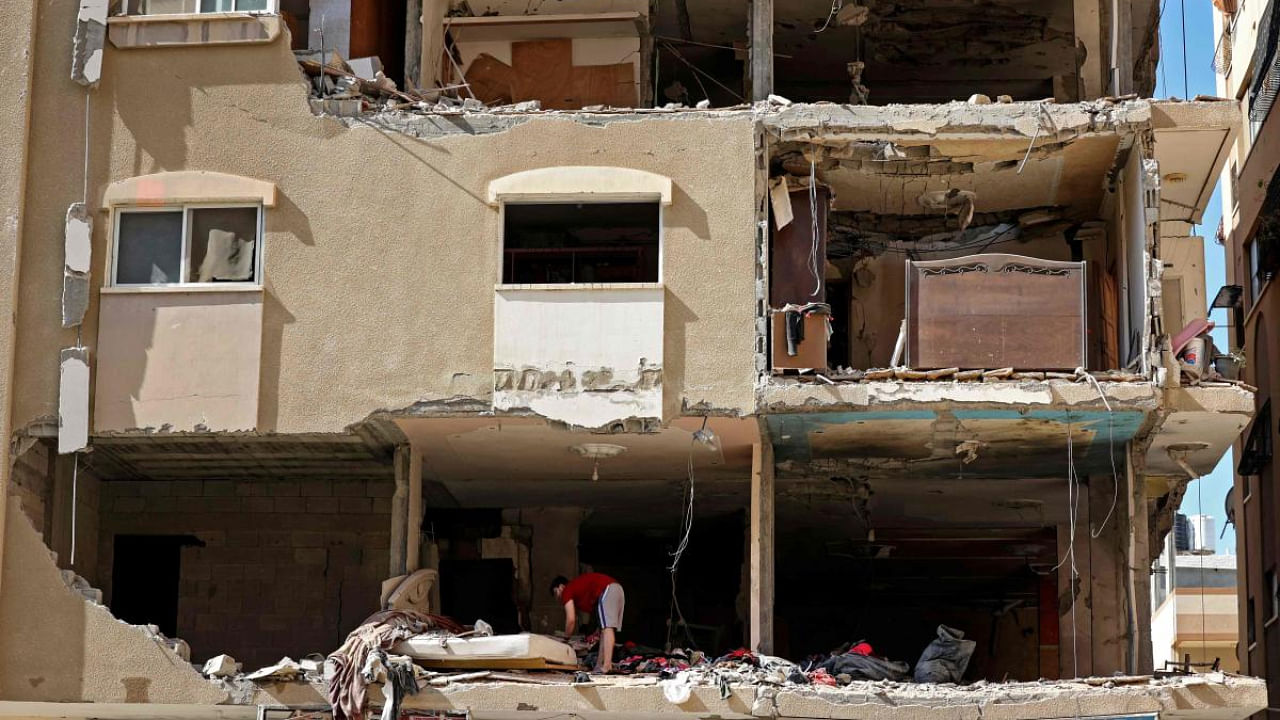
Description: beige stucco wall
0,0,39,593
9,5,759,436
0,504,226,703
94,290,264,432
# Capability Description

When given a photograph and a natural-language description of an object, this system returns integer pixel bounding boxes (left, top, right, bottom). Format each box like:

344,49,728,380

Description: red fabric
561,572,617,611
808,668,838,686
849,642,873,656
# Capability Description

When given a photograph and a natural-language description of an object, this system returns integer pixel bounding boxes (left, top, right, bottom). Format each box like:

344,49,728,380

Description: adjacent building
1213,0,1280,717
0,1,1266,719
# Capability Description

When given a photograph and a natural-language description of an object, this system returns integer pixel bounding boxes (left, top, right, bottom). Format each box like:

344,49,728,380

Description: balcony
492,284,664,428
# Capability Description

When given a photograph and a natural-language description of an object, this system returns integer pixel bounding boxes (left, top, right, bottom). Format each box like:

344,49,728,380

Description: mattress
392,633,577,665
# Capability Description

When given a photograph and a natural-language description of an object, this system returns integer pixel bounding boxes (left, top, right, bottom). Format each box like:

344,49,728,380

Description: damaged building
0,0,1267,720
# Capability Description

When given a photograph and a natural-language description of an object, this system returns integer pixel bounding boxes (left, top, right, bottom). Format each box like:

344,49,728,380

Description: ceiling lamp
571,443,627,481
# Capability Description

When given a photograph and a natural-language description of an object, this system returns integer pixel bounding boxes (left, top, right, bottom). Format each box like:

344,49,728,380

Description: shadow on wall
664,290,698,419
258,275,298,433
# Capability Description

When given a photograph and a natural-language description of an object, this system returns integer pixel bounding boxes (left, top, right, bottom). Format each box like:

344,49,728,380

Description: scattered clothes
913,625,977,684
573,671,592,684
818,651,909,681
780,303,833,356
807,668,838,686
327,610,465,720
661,670,694,704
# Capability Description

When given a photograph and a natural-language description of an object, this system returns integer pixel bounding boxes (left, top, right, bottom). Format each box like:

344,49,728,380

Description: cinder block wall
99,477,392,667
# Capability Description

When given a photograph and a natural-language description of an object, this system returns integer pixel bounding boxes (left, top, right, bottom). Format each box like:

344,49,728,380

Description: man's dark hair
550,575,569,595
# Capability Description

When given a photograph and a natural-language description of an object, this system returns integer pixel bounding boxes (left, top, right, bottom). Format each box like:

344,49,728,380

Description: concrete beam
1075,0,1103,99
749,427,774,654
418,0,448,93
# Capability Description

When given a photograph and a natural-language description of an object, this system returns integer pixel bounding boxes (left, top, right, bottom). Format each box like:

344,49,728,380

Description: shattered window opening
112,204,262,287
501,202,660,285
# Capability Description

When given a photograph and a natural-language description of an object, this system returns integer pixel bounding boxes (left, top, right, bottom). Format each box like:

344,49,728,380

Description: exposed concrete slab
761,99,1155,142
760,379,1161,413
229,673,1267,720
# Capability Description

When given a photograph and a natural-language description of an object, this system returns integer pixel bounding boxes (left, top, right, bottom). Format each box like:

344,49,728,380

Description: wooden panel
770,311,827,370
770,187,827,307
462,38,636,110
907,254,1085,370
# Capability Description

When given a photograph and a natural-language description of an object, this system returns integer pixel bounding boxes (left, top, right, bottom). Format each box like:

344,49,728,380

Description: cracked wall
9,10,758,436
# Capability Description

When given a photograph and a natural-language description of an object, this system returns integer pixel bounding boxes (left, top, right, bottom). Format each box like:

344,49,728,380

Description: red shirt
561,572,617,610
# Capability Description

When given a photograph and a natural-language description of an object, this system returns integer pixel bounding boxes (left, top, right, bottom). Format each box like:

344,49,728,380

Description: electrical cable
1181,0,1190,99
813,0,843,33
809,158,823,296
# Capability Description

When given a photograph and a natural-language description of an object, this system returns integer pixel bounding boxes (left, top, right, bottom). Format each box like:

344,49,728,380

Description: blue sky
1156,0,1238,553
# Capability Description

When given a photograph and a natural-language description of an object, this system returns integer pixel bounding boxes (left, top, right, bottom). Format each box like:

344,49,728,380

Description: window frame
496,198,665,288
110,202,264,289
133,0,278,15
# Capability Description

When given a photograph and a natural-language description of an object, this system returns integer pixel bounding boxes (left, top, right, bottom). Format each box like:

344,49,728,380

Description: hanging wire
813,0,844,33
1180,0,1190,99
808,158,823,296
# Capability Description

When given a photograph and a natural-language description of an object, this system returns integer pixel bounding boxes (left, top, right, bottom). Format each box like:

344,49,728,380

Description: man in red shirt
551,573,625,673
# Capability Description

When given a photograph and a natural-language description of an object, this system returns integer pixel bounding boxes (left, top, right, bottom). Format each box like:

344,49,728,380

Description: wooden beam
749,430,775,654
749,0,773,101
419,0,448,93
390,445,410,577
404,0,423,90
407,445,423,572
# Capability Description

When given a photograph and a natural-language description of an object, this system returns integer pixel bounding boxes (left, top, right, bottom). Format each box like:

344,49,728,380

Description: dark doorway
439,559,520,634
110,534,201,637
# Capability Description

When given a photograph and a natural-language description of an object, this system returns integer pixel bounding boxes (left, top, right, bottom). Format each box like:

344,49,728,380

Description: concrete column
406,445,423,571
404,0,423,90
749,434,775,654
1126,443,1153,674
1074,0,1103,99
525,508,586,634
418,0,449,93
1056,480,1093,679
1089,468,1127,674
390,445,410,577
749,0,773,101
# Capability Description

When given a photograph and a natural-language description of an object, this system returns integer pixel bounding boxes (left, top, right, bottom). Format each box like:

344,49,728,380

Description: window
113,205,261,286
1238,399,1272,476
131,0,274,14
501,202,660,285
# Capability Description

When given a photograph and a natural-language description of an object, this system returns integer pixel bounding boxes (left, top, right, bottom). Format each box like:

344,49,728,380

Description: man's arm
563,599,577,636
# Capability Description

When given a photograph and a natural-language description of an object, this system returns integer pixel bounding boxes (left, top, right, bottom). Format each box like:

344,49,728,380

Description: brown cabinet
906,254,1086,371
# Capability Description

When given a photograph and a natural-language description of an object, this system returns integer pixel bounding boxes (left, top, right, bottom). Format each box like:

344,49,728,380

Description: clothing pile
326,610,465,720
615,648,696,675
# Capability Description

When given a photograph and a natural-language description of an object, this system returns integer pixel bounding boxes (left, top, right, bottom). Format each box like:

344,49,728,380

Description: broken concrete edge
757,378,1166,413
71,0,107,87
0,505,228,704
317,98,1188,142
221,673,1270,720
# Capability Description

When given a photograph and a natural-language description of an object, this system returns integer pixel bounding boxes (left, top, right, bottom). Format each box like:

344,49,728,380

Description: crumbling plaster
0,504,226,704
9,15,758,437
